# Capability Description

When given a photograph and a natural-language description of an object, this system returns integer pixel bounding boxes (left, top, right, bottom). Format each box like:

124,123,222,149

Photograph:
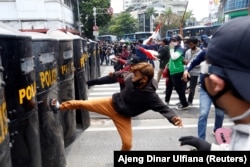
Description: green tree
155,8,181,37
183,10,196,27
99,12,139,38
145,7,157,19
79,0,112,39
145,7,157,32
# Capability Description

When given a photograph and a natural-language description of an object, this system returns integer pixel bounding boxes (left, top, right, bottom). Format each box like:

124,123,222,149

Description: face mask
191,46,196,50
172,42,178,46
202,74,230,109
133,78,144,88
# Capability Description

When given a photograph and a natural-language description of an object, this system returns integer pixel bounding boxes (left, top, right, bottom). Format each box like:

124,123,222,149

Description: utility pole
76,0,82,35
92,6,113,40
180,1,189,37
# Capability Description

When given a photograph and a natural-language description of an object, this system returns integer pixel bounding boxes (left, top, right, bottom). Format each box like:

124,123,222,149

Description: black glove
179,136,211,151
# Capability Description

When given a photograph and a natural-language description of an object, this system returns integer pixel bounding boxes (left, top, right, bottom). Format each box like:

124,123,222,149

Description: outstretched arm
186,50,206,72
150,96,183,127
137,46,158,60
183,50,206,82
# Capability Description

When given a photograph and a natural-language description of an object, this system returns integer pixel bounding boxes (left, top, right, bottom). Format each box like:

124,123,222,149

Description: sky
111,0,210,21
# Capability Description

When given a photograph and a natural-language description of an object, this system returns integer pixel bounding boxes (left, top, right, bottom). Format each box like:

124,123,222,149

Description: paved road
65,62,233,167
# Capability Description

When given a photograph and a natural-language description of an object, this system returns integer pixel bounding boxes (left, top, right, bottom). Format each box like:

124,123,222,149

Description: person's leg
100,54,104,65
107,55,110,65
213,108,224,133
198,87,212,140
60,97,132,150
112,115,132,151
172,73,188,107
150,60,155,68
119,83,125,91
157,68,164,83
105,55,109,65
87,75,117,86
187,75,198,104
165,76,173,104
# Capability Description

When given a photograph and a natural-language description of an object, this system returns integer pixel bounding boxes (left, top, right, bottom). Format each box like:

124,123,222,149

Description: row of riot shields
0,23,100,167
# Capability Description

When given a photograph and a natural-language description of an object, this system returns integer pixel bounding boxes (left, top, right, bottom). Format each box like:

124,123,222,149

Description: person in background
144,36,159,68
184,37,202,105
199,35,209,50
182,50,224,140
156,38,170,84
183,36,190,52
105,46,113,65
100,43,108,65
130,42,136,56
113,43,119,56
165,35,189,110
119,44,130,60
51,62,183,151
179,16,250,150
113,44,130,71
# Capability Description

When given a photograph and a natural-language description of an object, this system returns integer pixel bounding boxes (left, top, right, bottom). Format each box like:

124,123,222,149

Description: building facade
0,0,79,34
224,0,250,20
127,0,188,32
124,0,133,10
124,0,187,12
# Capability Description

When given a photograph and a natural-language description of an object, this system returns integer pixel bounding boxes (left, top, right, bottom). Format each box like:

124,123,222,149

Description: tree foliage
184,10,196,27
79,0,112,39
154,8,181,37
154,8,195,37
99,12,139,38
145,7,157,19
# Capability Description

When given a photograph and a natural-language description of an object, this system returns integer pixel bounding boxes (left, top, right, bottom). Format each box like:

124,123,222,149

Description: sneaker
175,102,181,106
175,104,189,110
190,148,197,151
188,102,193,106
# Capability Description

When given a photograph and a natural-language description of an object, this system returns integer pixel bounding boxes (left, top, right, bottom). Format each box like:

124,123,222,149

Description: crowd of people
51,16,250,151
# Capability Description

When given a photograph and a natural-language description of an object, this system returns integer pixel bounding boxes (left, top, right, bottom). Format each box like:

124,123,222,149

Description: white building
0,0,78,34
124,0,188,13
123,0,132,10
126,0,188,32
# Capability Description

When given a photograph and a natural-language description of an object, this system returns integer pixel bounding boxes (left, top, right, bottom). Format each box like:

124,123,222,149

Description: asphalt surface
65,61,233,167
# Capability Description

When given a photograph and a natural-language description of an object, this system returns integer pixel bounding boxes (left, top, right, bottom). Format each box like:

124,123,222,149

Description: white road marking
86,122,233,132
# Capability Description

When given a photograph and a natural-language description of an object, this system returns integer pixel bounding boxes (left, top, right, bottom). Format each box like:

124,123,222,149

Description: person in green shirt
165,35,189,110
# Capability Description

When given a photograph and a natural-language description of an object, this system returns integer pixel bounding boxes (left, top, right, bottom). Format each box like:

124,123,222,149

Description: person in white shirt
184,37,202,105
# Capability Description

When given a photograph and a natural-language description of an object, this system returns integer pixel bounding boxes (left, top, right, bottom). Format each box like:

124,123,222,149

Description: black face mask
202,74,230,109
133,78,144,88
191,46,196,51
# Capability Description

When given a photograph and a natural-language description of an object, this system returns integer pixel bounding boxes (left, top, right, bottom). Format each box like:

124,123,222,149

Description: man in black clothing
51,62,183,151
157,38,170,83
